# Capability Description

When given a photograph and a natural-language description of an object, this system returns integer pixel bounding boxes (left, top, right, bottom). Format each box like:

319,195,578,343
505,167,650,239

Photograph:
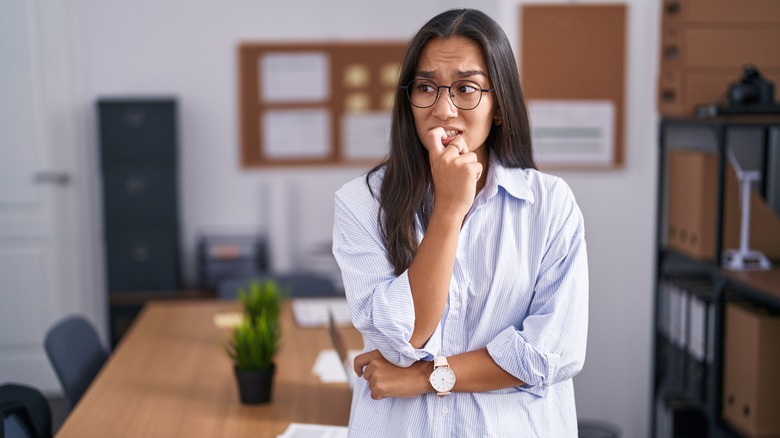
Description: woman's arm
354,348,525,400
407,130,482,347
354,178,588,399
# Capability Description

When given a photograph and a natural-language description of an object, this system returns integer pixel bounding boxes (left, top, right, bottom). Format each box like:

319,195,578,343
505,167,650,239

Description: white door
0,0,101,393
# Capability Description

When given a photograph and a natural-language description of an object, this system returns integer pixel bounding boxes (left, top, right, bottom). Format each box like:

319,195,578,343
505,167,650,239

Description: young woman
332,8,588,437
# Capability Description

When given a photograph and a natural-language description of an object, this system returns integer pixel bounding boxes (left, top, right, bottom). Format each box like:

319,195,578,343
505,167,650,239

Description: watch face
430,367,456,392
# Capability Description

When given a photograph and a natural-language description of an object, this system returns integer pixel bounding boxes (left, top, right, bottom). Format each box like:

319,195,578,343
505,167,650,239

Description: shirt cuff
373,271,440,367
486,326,560,397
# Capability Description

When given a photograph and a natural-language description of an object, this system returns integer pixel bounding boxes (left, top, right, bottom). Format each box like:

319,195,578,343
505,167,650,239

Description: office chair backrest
218,272,337,300
44,316,108,408
0,383,52,438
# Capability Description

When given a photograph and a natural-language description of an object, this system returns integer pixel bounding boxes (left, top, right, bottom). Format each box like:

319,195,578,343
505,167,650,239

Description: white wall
71,1,658,436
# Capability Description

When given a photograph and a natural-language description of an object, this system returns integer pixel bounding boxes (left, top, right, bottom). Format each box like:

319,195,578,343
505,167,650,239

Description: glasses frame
400,79,495,110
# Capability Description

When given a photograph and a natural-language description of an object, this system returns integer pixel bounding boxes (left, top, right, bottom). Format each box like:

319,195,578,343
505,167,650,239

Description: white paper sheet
277,423,348,438
291,298,351,328
342,112,391,160
312,349,361,384
262,109,330,159
528,100,614,165
261,52,329,103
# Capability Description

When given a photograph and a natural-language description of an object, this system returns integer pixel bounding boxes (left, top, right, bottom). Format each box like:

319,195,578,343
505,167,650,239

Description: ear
494,107,502,126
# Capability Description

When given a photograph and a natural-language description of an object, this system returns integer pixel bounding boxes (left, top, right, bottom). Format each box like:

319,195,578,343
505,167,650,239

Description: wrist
417,360,435,394
429,206,466,229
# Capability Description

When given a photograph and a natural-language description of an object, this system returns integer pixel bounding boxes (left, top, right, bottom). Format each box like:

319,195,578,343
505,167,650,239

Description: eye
416,81,437,94
455,81,479,94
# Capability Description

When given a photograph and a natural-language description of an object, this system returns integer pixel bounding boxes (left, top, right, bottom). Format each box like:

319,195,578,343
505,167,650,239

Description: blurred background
1,0,662,436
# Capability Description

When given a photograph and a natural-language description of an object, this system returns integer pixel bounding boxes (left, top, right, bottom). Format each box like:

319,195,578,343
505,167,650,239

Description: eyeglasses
400,79,494,110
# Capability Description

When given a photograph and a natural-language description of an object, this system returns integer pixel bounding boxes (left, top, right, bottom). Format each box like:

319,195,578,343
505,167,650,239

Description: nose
431,88,458,120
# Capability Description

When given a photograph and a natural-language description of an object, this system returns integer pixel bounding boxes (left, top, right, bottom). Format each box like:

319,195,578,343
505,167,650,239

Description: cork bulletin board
521,4,627,169
239,42,407,167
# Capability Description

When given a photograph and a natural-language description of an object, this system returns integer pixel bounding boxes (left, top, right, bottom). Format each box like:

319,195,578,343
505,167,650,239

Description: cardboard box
666,149,780,260
661,26,780,70
667,150,719,259
657,0,780,117
723,302,780,437
662,0,780,25
658,69,780,117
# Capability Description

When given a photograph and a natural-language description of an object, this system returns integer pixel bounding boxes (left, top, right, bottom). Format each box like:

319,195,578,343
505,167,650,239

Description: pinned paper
345,93,370,113
344,64,369,88
381,63,400,87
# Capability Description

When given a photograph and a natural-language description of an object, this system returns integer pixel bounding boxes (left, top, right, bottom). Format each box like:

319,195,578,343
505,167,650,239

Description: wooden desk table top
56,299,362,438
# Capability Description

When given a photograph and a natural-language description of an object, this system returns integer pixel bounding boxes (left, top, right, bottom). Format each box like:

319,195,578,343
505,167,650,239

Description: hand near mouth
424,127,482,219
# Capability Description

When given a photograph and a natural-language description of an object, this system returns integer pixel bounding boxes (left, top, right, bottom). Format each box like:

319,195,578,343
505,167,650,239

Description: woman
332,8,588,437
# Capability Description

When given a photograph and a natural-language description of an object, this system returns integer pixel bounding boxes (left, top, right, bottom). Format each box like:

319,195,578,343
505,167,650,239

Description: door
0,0,100,393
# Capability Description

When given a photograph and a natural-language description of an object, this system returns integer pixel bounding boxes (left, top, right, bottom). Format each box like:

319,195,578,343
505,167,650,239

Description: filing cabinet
98,98,181,345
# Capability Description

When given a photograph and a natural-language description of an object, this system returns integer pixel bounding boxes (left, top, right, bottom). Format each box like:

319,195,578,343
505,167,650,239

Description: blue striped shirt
332,154,588,437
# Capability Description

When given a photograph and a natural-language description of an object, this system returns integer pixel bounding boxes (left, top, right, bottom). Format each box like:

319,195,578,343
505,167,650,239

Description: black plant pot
234,365,275,404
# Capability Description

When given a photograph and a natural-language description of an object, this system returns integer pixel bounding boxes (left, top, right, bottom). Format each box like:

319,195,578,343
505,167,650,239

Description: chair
0,383,52,438
44,316,108,408
218,272,338,300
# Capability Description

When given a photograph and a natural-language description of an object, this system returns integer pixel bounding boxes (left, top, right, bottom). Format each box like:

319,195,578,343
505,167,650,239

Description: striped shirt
332,154,588,437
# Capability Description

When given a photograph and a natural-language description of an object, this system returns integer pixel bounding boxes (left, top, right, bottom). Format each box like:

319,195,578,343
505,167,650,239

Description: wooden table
56,300,362,437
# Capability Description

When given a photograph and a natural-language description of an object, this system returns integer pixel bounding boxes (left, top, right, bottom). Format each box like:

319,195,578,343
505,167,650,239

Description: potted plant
226,279,282,404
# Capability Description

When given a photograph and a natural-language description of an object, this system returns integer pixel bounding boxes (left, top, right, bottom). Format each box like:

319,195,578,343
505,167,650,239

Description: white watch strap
434,356,449,368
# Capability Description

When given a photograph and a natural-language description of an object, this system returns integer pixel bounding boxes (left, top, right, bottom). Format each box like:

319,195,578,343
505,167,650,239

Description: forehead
416,36,487,76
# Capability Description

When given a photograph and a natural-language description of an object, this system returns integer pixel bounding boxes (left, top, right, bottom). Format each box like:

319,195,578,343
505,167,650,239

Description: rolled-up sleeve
332,180,440,367
486,179,589,397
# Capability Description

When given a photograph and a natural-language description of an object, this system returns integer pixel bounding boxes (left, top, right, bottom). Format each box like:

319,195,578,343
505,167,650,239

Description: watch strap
433,356,449,368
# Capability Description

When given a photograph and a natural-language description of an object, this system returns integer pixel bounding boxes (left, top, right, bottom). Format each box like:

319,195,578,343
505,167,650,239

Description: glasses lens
407,80,438,108
451,80,482,110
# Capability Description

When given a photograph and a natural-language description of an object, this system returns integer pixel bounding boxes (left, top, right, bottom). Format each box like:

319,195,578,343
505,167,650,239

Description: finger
468,162,483,180
353,351,371,377
425,127,446,155
449,142,465,155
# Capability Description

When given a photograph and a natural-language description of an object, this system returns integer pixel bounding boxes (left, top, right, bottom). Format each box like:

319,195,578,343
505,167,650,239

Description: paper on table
312,349,361,384
292,298,351,328
277,423,348,438
213,312,244,329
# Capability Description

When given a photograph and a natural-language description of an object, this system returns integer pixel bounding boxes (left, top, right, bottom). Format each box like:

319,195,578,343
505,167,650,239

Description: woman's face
411,36,495,158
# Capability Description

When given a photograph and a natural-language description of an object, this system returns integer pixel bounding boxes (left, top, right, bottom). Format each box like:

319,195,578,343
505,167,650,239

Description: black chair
218,272,338,300
0,383,51,438
578,419,620,438
44,316,108,408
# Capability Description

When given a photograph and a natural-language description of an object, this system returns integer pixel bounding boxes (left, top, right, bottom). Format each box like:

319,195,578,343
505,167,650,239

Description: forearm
407,208,463,348
448,348,525,392
355,347,525,399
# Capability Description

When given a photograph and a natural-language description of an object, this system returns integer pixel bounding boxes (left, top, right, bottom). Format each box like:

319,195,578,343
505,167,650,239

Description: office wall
71,0,658,436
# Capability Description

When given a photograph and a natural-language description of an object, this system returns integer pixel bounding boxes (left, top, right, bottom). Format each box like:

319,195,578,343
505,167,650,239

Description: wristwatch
429,356,456,396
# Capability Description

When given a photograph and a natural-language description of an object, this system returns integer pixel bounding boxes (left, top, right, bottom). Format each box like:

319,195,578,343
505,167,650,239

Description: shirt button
453,301,461,309
442,407,449,414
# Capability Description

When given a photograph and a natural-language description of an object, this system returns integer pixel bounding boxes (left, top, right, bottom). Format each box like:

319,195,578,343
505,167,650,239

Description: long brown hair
368,8,536,275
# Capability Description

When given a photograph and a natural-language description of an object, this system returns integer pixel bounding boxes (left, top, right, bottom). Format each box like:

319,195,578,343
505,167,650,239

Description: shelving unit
653,116,780,437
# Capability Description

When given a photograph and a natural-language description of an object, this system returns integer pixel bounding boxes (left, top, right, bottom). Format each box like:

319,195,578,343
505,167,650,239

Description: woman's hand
423,127,482,219
353,350,432,400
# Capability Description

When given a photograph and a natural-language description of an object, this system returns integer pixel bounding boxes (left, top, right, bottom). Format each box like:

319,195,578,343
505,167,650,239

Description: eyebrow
415,69,488,79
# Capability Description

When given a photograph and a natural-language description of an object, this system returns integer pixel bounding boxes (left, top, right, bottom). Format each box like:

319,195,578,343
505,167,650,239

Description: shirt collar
484,150,535,204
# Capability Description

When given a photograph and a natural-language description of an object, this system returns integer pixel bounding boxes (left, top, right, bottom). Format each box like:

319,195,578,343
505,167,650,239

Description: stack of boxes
657,0,780,116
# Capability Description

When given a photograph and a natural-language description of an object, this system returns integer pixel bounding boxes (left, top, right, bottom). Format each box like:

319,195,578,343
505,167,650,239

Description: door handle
33,171,70,185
